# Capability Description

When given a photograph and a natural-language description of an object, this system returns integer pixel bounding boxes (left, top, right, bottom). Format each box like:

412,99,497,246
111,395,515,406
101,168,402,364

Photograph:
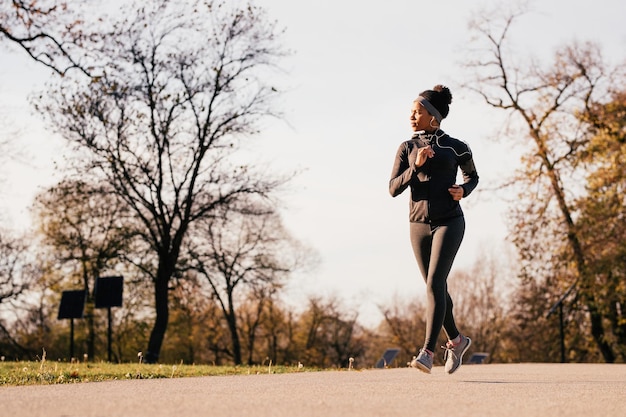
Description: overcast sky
1,0,625,326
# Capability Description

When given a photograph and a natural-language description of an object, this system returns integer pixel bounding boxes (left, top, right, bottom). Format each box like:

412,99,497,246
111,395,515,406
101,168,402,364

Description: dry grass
0,356,318,386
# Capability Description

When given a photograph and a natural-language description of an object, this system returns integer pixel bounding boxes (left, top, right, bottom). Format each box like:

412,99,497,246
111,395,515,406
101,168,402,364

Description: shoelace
441,341,457,361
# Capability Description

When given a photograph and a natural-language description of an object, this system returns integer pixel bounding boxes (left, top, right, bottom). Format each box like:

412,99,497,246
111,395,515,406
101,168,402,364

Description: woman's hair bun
418,84,453,119
432,85,452,105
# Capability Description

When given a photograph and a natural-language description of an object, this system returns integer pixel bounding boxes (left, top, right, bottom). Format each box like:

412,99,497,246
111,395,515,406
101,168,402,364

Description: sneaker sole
410,360,432,374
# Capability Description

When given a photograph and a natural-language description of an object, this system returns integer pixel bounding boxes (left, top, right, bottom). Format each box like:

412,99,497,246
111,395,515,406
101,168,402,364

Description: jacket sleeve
459,154,479,197
389,142,416,197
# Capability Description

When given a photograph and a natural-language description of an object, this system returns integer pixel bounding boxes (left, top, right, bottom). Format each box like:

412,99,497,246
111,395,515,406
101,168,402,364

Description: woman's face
409,101,435,132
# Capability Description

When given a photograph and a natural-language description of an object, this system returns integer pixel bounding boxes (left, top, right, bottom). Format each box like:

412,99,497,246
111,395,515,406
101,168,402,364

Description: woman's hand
448,184,464,201
414,145,434,168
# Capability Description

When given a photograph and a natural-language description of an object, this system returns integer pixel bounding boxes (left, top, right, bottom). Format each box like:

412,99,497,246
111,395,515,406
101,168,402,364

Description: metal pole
107,307,112,362
547,283,575,363
70,318,75,360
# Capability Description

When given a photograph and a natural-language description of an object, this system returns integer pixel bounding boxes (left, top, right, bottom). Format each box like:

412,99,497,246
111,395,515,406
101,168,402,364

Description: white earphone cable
415,129,471,158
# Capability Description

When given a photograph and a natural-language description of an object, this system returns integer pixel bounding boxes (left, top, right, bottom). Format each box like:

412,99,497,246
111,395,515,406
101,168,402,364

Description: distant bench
467,352,489,364
375,348,401,368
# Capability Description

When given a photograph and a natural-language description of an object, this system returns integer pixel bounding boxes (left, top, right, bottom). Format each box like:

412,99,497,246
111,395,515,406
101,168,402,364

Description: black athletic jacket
389,131,479,223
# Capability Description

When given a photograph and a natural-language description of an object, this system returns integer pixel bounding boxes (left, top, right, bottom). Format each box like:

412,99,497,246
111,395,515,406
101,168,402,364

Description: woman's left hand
448,184,464,201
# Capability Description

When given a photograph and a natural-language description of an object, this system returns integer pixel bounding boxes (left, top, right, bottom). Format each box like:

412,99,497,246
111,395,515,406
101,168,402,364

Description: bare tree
0,0,92,76
447,248,514,363
0,229,37,354
0,230,34,303
464,5,622,361
295,296,365,368
257,297,294,365
188,208,309,365
379,296,427,365
163,276,211,364
33,0,290,363
238,285,279,365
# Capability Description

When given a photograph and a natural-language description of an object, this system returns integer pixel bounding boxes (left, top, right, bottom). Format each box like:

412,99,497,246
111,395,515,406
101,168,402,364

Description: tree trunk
83,266,95,361
226,309,242,365
247,332,255,366
144,275,170,363
586,298,615,362
86,301,95,361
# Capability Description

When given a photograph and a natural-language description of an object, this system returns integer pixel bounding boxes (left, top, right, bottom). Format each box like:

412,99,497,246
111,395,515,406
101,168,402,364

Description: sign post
57,290,86,360
95,276,123,362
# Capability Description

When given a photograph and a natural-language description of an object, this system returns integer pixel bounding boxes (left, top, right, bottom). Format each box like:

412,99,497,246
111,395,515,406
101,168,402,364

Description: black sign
58,290,86,319
95,276,123,308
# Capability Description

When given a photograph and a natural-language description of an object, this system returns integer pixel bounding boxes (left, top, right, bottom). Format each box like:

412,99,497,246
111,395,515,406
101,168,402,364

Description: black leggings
409,216,465,353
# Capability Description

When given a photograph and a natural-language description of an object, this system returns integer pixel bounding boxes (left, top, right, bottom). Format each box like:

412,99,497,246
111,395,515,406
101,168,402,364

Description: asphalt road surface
1,363,625,417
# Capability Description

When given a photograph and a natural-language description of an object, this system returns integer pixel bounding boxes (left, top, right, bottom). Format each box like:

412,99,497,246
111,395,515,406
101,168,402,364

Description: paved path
1,363,625,416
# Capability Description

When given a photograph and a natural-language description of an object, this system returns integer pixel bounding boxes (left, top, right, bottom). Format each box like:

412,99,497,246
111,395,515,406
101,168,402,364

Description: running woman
389,85,479,374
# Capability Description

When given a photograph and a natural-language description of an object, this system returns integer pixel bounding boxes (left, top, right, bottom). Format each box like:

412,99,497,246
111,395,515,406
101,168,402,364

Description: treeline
0,241,587,367
0,214,624,366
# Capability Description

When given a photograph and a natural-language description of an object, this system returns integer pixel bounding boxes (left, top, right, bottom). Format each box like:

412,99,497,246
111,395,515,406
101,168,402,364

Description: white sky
1,0,625,326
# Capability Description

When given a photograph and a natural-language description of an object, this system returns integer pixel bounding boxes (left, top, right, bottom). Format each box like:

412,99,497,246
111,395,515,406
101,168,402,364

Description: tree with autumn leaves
465,4,626,362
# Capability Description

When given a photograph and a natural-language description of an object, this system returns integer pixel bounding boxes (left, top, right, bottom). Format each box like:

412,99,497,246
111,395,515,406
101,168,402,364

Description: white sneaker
443,335,471,374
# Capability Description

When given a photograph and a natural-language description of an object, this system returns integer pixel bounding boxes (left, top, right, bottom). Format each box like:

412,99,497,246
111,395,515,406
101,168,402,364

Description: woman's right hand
414,145,435,168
